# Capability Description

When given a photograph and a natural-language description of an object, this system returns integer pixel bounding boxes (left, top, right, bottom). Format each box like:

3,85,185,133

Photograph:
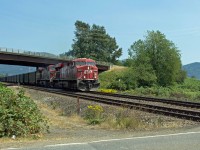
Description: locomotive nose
77,65,98,80
82,66,94,79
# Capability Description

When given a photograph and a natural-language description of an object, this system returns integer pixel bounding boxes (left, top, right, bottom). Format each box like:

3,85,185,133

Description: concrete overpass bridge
0,47,111,72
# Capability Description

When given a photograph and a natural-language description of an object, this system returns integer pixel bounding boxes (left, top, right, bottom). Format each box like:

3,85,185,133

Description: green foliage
99,68,137,91
123,59,134,67
176,70,187,84
66,20,122,64
123,78,200,102
178,78,200,91
126,86,172,97
84,105,104,125
128,30,185,87
132,44,157,87
0,86,49,137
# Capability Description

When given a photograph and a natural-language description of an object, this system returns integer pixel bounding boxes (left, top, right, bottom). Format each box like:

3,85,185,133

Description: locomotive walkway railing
0,47,112,67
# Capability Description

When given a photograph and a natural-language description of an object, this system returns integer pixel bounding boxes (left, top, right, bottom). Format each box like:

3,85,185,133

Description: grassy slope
99,66,200,102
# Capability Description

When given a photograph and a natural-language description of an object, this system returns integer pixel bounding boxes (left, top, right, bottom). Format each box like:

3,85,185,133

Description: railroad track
89,91,200,109
20,85,200,122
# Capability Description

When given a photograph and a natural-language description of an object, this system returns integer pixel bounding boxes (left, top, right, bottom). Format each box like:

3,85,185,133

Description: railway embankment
1,85,200,149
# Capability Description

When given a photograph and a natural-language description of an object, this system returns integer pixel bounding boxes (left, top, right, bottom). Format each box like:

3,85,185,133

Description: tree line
61,20,186,87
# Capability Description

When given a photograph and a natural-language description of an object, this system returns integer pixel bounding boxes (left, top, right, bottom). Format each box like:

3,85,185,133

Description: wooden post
77,96,80,115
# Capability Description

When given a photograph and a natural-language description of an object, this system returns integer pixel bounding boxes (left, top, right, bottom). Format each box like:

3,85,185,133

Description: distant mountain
0,65,36,76
183,62,200,79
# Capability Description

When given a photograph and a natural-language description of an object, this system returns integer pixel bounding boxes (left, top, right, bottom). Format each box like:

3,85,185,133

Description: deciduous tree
128,31,184,86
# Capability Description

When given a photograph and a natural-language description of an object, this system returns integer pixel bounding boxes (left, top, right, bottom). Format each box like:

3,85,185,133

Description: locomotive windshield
75,62,86,66
86,62,95,66
75,61,95,66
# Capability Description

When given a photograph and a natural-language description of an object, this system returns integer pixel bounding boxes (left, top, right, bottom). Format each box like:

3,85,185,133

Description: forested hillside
183,62,200,79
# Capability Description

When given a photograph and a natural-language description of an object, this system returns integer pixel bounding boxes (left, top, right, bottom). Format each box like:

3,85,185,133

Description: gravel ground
0,86,199,149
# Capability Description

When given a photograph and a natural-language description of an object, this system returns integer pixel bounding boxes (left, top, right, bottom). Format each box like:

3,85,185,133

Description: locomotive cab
73,58,100,91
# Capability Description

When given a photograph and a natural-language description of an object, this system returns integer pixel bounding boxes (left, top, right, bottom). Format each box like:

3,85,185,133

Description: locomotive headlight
83,76,86,79
94,72,97,78
87,66,89,70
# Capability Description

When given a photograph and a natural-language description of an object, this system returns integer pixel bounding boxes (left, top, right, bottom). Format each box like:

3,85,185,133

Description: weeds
84,105,104,125
84,105,143,130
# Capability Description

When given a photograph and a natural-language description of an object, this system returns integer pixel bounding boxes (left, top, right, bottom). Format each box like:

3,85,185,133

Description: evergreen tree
67,20,122,63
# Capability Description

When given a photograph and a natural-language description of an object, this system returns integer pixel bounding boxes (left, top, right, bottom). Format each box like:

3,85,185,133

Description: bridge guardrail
0,47,112,66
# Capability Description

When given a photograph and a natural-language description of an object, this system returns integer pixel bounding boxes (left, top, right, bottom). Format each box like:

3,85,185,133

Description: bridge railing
0,47,61,59
0,47,112,66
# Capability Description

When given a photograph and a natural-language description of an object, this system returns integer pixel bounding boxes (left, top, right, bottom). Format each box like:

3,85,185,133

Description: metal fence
0,47,112,66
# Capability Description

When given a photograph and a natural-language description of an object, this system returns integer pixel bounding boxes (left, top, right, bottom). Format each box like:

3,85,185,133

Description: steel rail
89,91,200,109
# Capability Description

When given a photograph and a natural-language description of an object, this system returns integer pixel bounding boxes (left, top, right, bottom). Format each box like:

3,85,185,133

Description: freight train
0,58,100,91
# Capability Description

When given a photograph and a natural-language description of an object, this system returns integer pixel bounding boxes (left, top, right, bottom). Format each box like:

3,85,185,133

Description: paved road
6,131,200,150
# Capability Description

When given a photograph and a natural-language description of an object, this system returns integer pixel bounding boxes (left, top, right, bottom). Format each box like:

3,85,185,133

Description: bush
99,68,137,91
0,85,49,137
84,105,104,125
178,78,200,91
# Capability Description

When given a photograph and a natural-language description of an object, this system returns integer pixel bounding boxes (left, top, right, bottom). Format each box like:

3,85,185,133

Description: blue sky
0,0,200,65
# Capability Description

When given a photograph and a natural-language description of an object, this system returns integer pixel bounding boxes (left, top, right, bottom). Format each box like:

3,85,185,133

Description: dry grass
109,65,127,71
34,100,86,129
96,105,196,131
99,107,144,130
8,86,88,129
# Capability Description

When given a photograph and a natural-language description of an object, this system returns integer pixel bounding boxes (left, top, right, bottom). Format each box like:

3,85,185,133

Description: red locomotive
37,58,100,91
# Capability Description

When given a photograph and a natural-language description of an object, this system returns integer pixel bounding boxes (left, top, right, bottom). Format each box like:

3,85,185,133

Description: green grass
122,78,200,102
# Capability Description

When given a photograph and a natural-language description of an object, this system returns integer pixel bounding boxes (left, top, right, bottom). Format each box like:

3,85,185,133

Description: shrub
99,68,137,91
178,78,200,91
113,108,141,129
98,89,117,93
0,85,49,137
84,105,104,125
